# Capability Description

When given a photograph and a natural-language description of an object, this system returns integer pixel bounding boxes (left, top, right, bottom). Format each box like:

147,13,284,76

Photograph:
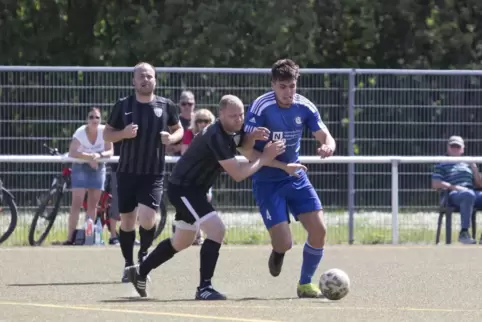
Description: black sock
138,226,156,261
119,229,136,266
139,238,177,277
199,239,222,289
273,250,285,265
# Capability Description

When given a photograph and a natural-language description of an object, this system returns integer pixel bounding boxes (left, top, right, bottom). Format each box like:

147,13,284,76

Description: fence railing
2,66,482,245
0,155,480,246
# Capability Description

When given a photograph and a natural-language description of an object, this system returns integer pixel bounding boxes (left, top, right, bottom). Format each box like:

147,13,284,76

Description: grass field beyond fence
1,209,480,246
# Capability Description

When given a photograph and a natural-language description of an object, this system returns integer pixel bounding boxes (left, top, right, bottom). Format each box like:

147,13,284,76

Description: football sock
139,238,177,277
299,242,324,285
119,229,135,266
199,239,221,289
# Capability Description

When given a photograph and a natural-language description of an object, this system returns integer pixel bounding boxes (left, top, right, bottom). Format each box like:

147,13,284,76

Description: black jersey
168,120,244,192
107,95,179,175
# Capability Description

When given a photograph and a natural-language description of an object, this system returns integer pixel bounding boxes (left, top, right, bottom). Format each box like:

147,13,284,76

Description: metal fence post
391,159,400,245
347,70,356,245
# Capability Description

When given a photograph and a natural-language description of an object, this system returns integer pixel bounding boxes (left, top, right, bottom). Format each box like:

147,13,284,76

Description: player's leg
116,173,139,282
287,175,326,298
197,211,226,300
107,170,120,244
136,175,164,262
253,181,292,277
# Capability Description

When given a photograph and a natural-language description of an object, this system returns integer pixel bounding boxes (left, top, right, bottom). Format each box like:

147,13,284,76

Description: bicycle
0,179,19,244
28,143,168,246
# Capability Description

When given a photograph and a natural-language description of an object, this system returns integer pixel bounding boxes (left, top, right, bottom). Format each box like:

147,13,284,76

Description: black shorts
116,173,163,214
167,182,216,231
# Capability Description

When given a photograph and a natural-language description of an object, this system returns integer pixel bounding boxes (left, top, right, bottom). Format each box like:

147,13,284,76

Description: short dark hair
271,59,300,82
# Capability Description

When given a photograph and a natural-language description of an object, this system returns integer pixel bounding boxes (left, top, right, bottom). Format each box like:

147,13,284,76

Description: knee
272,237,292,253
200,215,225,244
120,213,137,230
307,221,327,248
460,190,476,202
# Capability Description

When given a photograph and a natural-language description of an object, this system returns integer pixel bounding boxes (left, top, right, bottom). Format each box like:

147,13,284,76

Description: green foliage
2,0,481,68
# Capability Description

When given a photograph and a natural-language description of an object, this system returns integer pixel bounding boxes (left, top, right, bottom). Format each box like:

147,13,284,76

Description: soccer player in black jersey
124,94,300,299
103,62,184,283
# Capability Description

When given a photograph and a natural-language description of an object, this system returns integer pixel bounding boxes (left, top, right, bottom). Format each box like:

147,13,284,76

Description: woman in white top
65,107,113,244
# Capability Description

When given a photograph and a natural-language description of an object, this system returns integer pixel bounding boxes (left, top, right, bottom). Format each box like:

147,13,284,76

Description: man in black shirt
103,62,184,283
124,94,295,299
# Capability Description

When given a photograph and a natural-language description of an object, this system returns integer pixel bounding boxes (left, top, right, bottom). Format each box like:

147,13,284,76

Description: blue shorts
71,163,106,190
252,172,322,229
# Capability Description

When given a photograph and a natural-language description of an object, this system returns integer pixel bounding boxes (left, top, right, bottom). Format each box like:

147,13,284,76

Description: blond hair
190,109,216,135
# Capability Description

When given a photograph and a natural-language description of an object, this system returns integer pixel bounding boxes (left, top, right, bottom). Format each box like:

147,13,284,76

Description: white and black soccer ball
319,268,350,300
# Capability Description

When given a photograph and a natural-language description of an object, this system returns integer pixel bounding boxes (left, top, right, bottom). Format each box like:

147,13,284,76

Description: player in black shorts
124,94,288,299
103,62,184,282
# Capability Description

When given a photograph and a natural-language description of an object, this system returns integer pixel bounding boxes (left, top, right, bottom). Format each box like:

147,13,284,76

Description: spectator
64,107,113,245
178,108,216,245
167,90,196,156
431,135,482,244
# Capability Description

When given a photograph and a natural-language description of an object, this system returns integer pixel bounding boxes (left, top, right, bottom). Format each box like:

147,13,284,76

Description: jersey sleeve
432,164,445,181
303,99,327,133
106,100,125,130
243,102,266,133
72,126,83,140
208,132,235,161
166,99,180,126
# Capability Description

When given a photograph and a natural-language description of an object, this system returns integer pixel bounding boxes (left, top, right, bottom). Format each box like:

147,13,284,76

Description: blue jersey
244,91,326,182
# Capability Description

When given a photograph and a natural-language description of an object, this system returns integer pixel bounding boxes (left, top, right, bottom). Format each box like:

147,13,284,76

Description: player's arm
237,146,307,177
210,133,285,182
161,99,184,144
304,100,336,157
241,111,306,175
103,100,128,143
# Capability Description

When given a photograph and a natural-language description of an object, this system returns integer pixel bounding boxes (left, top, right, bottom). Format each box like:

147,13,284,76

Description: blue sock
299,242,324,285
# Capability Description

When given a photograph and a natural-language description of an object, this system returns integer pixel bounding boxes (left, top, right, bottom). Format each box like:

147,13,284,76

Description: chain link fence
1,67,482,245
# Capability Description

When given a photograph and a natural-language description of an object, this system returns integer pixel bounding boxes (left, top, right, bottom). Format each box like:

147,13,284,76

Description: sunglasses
196,119,209,124
181,102,194,107
89,115,100,120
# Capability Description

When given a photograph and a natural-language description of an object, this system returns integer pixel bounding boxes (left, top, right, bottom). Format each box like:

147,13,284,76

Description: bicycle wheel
0,188,18,244
28,189,64,246
154,199,168,239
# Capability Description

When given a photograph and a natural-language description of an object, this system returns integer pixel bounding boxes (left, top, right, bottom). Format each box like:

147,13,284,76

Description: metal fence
1,66,482,245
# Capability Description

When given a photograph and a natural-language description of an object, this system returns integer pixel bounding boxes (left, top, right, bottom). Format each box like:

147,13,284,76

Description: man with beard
103,62,184,282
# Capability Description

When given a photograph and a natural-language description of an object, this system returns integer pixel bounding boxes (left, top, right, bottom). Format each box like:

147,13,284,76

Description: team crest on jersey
153,107,163,118
295,117,302,125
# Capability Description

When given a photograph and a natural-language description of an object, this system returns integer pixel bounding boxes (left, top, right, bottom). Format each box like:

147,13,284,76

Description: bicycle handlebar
43,143,61,156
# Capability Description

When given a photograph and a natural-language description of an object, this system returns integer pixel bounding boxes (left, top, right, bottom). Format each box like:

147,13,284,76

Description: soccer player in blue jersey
242,59,336,298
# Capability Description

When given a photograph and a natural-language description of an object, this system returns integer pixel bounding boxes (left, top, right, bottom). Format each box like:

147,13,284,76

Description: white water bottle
94,217,103,245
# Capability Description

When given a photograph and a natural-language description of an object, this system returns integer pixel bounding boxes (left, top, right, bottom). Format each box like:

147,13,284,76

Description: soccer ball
319,268,350,300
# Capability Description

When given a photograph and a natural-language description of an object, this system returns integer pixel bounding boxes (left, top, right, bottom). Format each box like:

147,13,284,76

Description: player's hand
160,131,172,145
90,153,100,161
318,144,334,159
261,140,285,164
123,123,138,139
249,127,270,141
283,163,308,178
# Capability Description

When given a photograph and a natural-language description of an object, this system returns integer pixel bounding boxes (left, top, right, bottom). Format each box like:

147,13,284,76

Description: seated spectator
431,136,482,244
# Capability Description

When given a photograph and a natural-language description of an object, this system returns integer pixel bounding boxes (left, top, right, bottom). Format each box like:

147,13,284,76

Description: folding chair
435,190,478,244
